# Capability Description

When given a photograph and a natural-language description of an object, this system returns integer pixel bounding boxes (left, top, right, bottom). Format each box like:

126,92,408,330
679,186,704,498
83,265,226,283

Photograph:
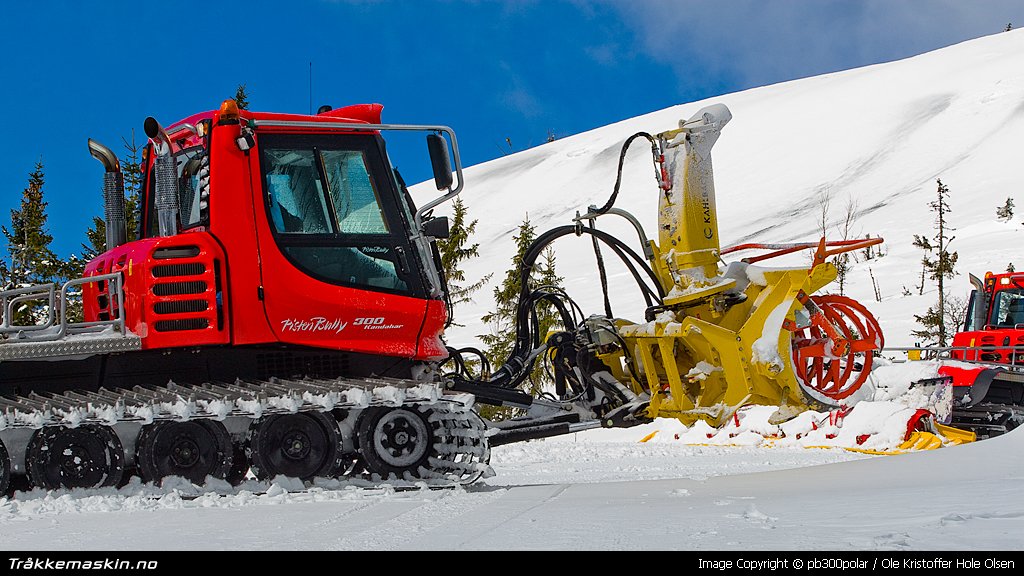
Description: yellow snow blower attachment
460,101,970,453
452,103,970,454
589,104,885,427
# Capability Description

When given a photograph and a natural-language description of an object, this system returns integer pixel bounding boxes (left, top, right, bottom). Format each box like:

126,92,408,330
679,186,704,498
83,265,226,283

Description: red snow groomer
942,272,1024,437
0,100,496,493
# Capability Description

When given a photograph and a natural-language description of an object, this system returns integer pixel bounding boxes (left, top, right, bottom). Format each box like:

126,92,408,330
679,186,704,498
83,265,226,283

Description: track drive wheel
791,295,884,405
136,420,233,485
26,425,125,490
357,407,434,480
0,439,11,495
247,412,343,481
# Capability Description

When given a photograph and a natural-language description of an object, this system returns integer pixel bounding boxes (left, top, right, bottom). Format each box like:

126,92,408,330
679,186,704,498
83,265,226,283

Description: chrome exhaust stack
87,139,127,251
144,116,180,237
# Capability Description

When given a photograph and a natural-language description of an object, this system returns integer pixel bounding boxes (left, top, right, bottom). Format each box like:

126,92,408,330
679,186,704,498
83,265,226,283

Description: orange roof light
219,99,240,124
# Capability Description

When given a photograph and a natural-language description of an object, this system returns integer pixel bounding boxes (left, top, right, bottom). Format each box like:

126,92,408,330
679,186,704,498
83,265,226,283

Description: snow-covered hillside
415,30,1024,349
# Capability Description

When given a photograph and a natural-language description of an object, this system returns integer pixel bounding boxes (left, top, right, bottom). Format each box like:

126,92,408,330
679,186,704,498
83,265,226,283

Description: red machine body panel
203,118,277,346
83,233,230,350
253,239,433,358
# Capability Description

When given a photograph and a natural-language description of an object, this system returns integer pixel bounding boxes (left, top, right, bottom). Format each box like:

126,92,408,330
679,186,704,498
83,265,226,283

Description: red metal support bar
720,237,884,265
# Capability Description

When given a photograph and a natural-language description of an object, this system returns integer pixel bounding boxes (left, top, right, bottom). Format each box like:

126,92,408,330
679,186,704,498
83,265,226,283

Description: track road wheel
26,425,125,490
0,439,10,495
357,407,434,480
136,420,233,486
247,412,342,481
791,295,883,405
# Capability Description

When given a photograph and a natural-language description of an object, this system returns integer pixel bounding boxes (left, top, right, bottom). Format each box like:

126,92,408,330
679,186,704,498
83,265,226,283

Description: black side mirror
422,216,450,239
427,133,453,191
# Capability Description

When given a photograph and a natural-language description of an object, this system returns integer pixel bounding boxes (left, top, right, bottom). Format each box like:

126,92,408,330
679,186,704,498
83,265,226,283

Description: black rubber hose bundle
463,133,668,391
487,225,663,389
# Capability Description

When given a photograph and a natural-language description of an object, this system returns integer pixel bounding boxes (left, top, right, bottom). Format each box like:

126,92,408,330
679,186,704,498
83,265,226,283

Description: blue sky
1,0,1021,257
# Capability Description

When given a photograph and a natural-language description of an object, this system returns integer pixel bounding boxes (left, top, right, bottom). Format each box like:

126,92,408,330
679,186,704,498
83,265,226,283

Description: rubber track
0,376,492,485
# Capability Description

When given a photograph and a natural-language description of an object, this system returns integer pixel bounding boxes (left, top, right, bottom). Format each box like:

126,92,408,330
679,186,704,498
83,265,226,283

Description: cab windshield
989,288,1024,327
264,148,389,235
258,133,415,294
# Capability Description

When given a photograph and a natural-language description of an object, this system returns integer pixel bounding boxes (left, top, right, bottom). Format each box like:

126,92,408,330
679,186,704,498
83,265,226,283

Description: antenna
308,61,312,115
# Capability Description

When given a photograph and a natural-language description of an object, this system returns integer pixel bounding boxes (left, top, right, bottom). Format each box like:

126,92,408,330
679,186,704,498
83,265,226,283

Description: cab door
251,132,430,358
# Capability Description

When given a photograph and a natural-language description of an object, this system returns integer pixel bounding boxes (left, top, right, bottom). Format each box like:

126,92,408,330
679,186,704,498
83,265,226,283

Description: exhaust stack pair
89,115,180,252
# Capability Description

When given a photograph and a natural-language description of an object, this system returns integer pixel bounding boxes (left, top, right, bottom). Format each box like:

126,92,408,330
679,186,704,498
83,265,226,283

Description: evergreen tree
833,195,858,295
930,179,957,345
1008,263,1016,273
235,84,250,110
861,234,876,261
436,197,491,326
0,258,9,297
912,234,932,295
914,179,958,346
2,162,59,284
834,255,851,295
997,197,1014,221
121,131,144,237
913,294,968,346
481,218,537,366
530,246,565,393
911,305,943,345
480,216,564,394
535,247,564,344
1007,22,1013,32
1,161,62,324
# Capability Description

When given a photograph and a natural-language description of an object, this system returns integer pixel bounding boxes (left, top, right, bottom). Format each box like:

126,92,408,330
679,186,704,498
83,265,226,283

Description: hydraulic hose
592,132,662,215
589,218,613,318
487,225,663,389
461,134,673,392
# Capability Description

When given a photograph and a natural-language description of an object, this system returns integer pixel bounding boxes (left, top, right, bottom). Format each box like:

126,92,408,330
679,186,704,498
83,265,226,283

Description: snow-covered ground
1,424,1020,550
